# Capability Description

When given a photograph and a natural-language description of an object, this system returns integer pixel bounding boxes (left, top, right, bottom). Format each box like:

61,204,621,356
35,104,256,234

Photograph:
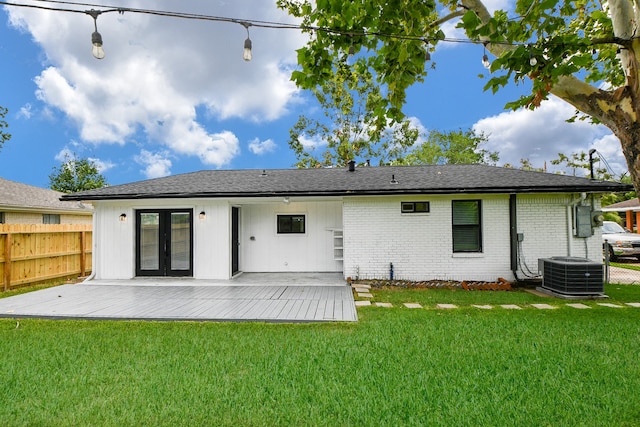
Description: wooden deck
0,275,357,322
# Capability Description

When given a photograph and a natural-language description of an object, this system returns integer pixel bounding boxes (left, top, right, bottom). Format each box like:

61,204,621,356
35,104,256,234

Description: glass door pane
139,212,160,271
170,212,191,271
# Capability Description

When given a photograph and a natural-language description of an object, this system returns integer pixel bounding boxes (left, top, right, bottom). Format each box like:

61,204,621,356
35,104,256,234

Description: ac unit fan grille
539,257,603,296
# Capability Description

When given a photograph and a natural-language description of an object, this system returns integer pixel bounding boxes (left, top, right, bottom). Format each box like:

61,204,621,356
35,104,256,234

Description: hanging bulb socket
91,31,105,59
482,53,490,69
86,9,105,59
243,37,252,61
481,42,490,69
241,22,252,62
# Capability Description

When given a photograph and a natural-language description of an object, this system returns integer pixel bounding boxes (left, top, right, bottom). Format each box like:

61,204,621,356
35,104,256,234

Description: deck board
0,274,357,322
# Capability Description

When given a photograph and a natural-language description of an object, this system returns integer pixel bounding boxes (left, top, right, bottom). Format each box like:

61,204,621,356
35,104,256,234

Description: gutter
60,185,632,202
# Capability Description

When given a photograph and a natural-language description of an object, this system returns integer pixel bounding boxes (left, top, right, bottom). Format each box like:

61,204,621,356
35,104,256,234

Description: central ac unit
538,257,604,296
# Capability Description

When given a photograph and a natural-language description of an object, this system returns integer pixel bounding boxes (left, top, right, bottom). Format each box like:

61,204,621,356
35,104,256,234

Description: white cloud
54,147,71,163
298,134,326,150
135,149,172,178
473,96,627,177
248,138,276,155
17,103,32,119
89,157,116,174
6,1,305,167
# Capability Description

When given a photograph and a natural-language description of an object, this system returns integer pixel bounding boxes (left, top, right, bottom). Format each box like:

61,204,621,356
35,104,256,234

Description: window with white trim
43,214,60,224
401,201,430,213
452,200,482,252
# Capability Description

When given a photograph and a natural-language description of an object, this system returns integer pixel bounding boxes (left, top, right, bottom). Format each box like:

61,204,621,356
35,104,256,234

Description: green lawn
1,285,639,426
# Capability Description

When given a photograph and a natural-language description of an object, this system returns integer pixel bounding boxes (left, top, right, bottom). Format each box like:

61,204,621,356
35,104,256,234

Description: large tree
278,0,640,191
402,129,499,165
289,59,419,167
49,157,108,193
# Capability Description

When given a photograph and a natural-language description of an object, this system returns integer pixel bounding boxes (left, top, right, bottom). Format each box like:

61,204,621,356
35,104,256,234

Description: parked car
602,221,640,260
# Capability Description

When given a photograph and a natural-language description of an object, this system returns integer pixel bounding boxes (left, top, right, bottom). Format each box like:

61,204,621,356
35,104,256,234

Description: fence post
80,231,86,277
604,239,609,284
3,233,11,291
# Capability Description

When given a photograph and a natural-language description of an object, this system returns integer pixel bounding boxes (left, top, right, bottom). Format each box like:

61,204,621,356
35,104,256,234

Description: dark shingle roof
0,177,93,213
60,164,633,201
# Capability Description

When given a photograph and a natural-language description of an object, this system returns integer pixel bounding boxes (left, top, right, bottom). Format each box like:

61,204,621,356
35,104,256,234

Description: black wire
0,0,542,46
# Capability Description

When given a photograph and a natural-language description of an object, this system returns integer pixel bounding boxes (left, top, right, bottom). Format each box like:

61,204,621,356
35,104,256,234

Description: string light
481,43,490,69
241,22,252,62
85,9,104,59
0,0,632,61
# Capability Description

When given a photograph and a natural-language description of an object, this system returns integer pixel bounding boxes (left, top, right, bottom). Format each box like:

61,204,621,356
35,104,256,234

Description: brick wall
343,193,602,282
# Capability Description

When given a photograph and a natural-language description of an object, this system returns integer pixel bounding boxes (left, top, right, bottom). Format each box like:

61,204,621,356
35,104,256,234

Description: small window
43,214,60,224
452,200,482,252
401,201,430,213
0,212,4,224
277,214,305,234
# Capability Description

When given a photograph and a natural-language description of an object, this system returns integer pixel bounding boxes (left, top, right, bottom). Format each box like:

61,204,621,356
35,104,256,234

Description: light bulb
482,53,490,69
91,31,105,59
529,56,537,66
243,38,252,62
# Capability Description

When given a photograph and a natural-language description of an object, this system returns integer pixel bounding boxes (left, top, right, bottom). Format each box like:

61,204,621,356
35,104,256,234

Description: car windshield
603,222,626,234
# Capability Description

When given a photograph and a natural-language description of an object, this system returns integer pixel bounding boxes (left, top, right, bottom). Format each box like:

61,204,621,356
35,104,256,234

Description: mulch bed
350,277,512,291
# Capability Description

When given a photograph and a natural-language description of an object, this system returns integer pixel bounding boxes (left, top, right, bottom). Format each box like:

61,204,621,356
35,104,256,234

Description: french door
136,209,193,277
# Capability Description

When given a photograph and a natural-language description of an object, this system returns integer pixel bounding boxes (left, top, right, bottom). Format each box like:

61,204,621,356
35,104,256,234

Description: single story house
602,198,640,232
61,164,631,283
1,177,93,225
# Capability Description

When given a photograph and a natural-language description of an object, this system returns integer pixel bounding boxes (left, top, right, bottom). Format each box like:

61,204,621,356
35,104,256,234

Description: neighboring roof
0,177,93,214
602,198,640,212
60,164,633,201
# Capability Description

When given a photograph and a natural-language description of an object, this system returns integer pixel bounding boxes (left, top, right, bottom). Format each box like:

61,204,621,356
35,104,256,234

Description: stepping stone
566,303,591,309
625,302,640,308
353,284,371,289
597,303,623,308
437,304,458,309
354,287,370,293
500,304,522,310
375,302,393,308
531,304,557,309
472,305,494,309
355,301,371,307
403,303,422,309
357,293,373,298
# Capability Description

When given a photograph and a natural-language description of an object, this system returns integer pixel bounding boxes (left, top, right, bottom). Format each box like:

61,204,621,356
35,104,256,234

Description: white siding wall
240,201,343,272
193,201,230,279
2,211,91,224
93,204,135,279
92,193,603,282
93,199,342,279
93,200,231,280
343,194,603,282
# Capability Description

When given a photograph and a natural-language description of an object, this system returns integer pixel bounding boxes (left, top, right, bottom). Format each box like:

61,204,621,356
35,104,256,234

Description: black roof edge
60,185,632,201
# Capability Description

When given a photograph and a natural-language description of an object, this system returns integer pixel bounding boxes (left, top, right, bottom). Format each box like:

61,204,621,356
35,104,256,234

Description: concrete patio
0,273,357,322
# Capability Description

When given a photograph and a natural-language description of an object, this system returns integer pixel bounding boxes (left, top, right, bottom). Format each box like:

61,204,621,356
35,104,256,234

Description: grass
1,286,640,425
360,283,640,307
611,261,640,271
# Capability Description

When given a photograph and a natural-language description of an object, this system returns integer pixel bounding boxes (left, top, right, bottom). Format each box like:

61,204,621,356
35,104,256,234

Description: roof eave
60,184,631,201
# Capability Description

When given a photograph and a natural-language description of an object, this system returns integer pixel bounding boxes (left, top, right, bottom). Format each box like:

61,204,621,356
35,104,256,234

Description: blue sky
0,0,628,189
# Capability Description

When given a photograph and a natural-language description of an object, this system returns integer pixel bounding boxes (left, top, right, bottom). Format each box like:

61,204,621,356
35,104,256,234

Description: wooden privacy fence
0,224,92,291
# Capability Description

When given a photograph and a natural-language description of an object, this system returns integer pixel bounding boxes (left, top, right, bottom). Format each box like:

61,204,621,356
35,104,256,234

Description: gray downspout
509,194,518,279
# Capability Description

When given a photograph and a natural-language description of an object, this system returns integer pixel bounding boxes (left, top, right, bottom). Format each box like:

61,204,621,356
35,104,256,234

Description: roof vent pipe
348,160,356,172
